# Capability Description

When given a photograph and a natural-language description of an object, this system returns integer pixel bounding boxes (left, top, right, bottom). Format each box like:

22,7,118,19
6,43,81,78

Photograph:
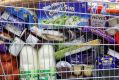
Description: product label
96,56,118,69
38,69,56,80
38,2,90,29
26,34,39,47
21,70,39,80
91,15,107,27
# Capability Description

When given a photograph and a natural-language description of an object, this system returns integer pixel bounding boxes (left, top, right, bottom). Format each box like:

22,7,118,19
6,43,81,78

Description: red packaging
0,53,16,62
115,32,119,44
0,60,18,74
0,69,19,80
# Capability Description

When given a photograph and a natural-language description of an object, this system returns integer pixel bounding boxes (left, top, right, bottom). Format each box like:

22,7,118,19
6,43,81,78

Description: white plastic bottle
20,45,38,80
38,45,56,80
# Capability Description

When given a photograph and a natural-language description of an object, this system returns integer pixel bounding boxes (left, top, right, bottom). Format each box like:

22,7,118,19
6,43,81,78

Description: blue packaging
38,2,90,29
66,48,95,64
0,12,26,36
0,12,25,28
39,2,88,13
96,55,119,69
5,7,37,28
0,42,8,53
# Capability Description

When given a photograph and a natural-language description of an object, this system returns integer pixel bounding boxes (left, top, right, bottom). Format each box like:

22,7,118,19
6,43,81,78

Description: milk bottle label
39,69,56,80
21,70,39,80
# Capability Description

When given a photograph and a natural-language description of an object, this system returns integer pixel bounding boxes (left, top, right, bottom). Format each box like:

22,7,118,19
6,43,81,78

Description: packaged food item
0,32,13,42
90,15,108,27
82,27,116,44
0,69,19,80
0,53,16,62
5,7,37,27
30,26,66,42
73,65,82,76
55,39,100,60
66,48,96,64
108,49,119,60
115,32,119,44
38,45,56,80
21,30,40,47
0,60,17,74
106,27,118,36
96,55,118,69
38,2,90,28
0,12,26,37
83,65,94,77
56,61,72,79
20,46,38,80
106,4,119,15
9,37,25,56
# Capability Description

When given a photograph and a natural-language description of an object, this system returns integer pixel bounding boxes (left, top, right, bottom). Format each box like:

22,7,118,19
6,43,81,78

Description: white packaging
20,46,38,80
9,37,25,56
38,45,56,80
26,34,39,47
108,49,119,60
91,15,107,27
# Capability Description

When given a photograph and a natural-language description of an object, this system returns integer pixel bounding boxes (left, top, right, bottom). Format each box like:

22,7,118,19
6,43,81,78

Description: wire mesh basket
0,0,119,80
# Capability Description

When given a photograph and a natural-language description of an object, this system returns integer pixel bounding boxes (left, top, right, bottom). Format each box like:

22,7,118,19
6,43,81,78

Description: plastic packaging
38,45,56,80
9,37,25,56
20,45,38,80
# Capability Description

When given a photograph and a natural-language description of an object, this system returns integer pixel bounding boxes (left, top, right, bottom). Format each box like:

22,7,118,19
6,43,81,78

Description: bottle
38,45,56,80
20,45,38,80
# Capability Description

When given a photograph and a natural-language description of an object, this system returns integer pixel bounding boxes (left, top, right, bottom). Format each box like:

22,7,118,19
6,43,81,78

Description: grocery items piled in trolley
0,1,119,80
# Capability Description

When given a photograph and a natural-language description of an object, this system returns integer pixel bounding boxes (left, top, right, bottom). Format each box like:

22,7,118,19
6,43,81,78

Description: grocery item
66,48,95,64
0,53,16,62
0,69,19,80
55,39,100,60
38,45,56,80
30,26,66,41
106,4,119,14
73,65,82,76
9,37,25,56
96,55,118,69
90,14,108,27
5,7,37,27
83,65,94,77
56,61,72,79
90,14,118,27
115,32,119,44
108,49,119,60
21,30,40,47
0,32,13,42
0,60,17,74
82,27,116,44
38,2,90,28
20,46,38,80
0,12,26,37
